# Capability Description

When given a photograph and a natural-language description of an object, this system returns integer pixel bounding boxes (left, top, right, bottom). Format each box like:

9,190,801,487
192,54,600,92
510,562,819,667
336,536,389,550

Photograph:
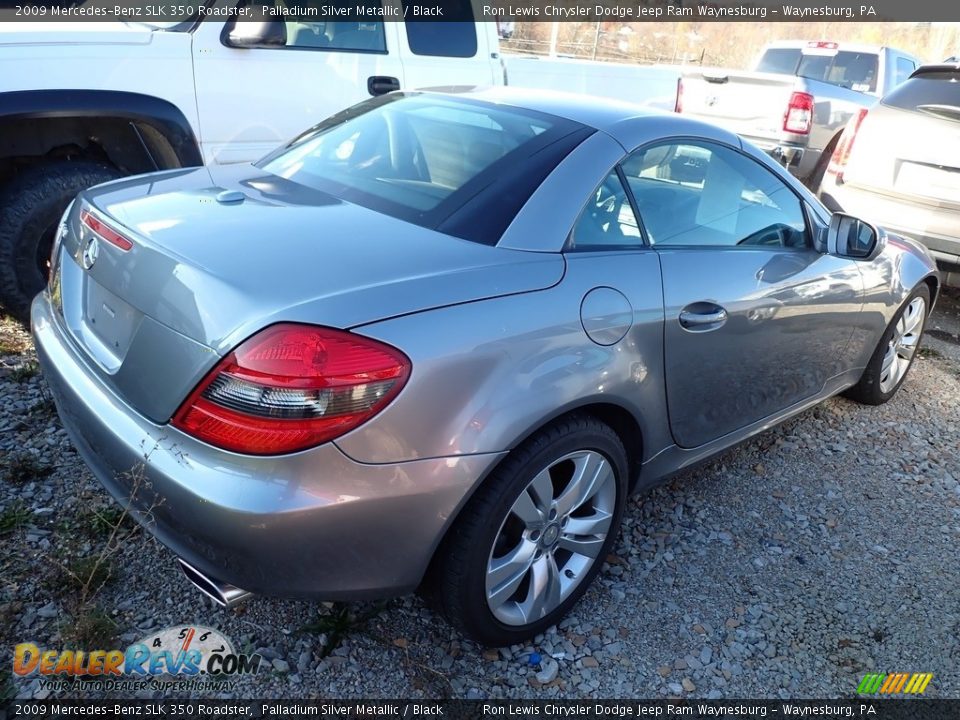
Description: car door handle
368,76,400,96
679,303,728,331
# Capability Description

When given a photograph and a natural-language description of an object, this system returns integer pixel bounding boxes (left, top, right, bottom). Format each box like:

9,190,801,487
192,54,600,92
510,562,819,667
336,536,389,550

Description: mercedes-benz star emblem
81,236,99,270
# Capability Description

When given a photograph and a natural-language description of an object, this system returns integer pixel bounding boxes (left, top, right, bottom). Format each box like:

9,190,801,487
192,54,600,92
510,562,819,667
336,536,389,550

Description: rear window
756,47,879,92
756,48,801,75
894,57,917,86
258,94,588,243
798,51,879,92
882,72,960,121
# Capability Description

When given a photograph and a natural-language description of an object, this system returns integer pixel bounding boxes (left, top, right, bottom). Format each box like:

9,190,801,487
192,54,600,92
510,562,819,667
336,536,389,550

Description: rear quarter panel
801,77,877,157
0,28,200,139
336,251,671,466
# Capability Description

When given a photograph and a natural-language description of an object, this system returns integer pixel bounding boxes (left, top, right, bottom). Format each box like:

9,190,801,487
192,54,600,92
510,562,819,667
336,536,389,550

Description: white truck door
393,3,501,89
191,0,405,165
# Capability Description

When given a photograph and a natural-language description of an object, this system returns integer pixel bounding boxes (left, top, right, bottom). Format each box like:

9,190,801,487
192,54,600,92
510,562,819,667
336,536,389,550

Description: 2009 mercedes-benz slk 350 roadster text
32,88,939,645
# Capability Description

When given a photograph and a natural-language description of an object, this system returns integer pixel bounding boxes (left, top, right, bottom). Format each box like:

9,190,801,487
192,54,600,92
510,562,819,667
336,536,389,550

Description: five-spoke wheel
846,284,931,406
486,450,617,626
434,416,627,646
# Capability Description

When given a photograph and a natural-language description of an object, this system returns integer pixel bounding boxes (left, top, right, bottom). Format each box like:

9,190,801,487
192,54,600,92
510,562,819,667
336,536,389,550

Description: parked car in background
678,41,920,187
32,87,939,646
0,8,503,322
819,63,960,286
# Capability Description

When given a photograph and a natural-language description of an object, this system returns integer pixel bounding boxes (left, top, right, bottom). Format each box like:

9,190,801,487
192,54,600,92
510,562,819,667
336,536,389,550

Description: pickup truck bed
680,67,869,180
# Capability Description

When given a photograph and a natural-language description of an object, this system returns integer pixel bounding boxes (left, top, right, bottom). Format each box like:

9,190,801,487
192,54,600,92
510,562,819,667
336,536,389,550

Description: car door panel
623,139,865,448
658,248,862,448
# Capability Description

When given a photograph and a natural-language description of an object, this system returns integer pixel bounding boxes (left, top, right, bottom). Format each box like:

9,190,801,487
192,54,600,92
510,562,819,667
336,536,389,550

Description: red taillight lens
826,108,869,183
674,78,684,114
783,92,814,134
80,210,134,251
171,324,410,455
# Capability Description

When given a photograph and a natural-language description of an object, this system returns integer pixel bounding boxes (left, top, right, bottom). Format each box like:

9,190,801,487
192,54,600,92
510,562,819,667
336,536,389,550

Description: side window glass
401,0,477,57
895,57,916,86
280,0,387,52
621,141,808,249
570,171,643,251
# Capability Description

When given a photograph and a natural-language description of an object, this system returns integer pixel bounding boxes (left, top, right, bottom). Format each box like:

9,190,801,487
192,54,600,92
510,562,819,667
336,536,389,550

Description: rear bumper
32,293,503,599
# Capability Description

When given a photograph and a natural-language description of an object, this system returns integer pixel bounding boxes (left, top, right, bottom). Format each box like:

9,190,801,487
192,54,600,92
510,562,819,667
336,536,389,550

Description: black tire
434,415,628,646
844,284,931,406
0,161,121,323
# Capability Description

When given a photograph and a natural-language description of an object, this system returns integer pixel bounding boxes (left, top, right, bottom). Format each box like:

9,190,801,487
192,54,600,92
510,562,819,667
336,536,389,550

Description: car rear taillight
807,41,839,50
80,210,133,251
172,324,410,455
674,78,684,113
783,92,814,134
826,108,869,183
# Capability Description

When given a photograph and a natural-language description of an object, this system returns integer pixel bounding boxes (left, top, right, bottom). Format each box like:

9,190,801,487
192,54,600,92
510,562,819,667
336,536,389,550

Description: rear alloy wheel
845,284,930,405
435,416,628,646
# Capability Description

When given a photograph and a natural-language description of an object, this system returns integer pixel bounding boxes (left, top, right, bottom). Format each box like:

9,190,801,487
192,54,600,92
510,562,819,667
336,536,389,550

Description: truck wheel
0,161,121,324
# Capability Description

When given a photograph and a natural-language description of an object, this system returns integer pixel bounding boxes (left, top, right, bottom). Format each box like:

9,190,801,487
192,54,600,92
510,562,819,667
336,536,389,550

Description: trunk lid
53,164,564,421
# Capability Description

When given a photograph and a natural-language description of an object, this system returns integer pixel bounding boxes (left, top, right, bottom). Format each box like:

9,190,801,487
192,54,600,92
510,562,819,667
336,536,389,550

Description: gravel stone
3,292,960,699
535,658,559,684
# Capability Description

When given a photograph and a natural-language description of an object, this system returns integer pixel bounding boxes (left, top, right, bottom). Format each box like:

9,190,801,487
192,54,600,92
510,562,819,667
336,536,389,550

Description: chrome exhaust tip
177,558,252,609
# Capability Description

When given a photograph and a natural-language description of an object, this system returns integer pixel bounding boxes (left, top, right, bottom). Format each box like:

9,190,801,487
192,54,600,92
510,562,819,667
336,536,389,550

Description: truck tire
0,161,121,324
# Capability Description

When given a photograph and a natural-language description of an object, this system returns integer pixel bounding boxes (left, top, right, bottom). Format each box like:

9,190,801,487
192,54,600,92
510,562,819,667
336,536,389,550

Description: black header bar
4,699,960,720
2,0,960,22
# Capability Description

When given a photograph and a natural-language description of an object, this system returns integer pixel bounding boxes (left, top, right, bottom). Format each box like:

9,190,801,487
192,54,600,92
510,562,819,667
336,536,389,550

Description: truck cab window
401,0,476,57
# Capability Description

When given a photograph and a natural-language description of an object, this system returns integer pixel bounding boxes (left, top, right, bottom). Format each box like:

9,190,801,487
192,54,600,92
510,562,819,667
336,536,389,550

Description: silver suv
819,63,960,286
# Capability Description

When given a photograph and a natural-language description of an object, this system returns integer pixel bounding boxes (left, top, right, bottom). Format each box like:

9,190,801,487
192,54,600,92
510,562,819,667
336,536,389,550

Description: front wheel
844,284,930,405
435,416,628,646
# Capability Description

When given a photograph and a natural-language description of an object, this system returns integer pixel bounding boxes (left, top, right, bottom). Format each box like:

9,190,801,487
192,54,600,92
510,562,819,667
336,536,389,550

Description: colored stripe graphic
857,674,882,694
879,674,897,693
858,673,933,695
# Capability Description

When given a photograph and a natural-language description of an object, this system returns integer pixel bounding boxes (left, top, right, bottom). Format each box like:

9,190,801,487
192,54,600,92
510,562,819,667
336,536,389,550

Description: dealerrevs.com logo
13,625,261,692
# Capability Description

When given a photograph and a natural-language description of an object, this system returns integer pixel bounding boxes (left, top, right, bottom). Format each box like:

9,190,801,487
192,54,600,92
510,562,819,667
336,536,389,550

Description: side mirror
223,20,287,49
827,212,880,259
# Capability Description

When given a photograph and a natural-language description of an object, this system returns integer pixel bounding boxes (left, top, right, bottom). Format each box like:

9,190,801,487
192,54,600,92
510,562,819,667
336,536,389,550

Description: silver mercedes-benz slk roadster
32,87,938,645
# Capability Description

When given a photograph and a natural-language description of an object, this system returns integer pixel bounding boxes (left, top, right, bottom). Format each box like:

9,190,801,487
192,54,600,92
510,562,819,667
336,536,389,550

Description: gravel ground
2,289,959,701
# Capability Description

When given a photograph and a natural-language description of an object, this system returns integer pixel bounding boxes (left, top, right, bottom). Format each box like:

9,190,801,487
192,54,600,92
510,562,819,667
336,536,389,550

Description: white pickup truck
678,40,921,188
0,12,681,321
0,12,503,320
504,54,681,112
